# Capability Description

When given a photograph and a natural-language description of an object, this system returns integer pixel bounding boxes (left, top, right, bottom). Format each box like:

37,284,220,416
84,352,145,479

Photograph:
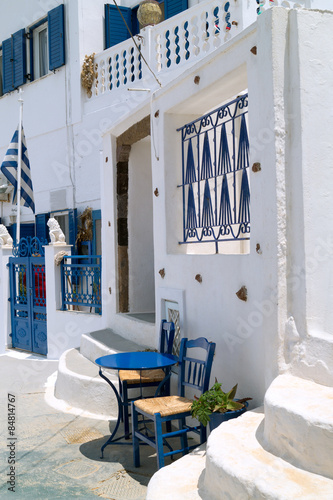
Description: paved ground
0,350,171,499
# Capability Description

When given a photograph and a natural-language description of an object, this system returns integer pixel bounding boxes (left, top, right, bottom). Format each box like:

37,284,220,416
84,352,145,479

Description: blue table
95,351,177,458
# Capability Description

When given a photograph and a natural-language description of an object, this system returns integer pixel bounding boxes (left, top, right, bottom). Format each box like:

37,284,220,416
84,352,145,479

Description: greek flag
1,125,35,213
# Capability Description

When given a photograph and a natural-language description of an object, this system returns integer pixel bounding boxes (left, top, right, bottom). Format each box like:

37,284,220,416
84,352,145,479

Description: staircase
53,326,153,417
146,374,333,499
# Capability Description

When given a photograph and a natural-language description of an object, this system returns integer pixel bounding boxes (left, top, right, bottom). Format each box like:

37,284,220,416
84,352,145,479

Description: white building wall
0,0,332,394
99,6,333,405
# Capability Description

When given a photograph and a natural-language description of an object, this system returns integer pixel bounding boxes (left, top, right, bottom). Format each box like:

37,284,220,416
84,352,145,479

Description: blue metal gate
8,237,47,355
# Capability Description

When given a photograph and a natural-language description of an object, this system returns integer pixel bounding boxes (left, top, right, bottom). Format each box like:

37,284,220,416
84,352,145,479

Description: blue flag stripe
0,125,35,213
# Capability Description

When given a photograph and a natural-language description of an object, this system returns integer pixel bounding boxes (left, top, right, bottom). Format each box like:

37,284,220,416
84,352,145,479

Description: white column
0,246,13,353
44,244,72,313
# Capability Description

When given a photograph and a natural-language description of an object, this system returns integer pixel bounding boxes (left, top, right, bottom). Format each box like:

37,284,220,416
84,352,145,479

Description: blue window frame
49,208,78,252
2,29,27,94
1,5,65,93
29,18,49,81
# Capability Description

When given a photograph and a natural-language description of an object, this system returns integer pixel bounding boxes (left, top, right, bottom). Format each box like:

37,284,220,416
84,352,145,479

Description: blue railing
177,94,250,250
60,255,102,314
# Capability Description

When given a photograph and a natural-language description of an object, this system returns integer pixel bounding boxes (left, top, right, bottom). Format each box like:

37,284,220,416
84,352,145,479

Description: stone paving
0,350,169,499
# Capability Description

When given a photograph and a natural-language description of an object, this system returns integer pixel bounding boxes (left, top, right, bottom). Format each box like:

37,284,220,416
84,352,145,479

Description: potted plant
191,381,252,431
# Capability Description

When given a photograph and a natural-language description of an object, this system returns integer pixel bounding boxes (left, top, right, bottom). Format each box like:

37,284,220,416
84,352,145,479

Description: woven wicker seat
132,337,216,470
118,320,175,439
118,368,165,384
134,395,193,417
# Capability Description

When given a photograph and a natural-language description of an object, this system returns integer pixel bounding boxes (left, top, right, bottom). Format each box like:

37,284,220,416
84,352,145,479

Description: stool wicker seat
132,337,216,469
118,320,175,439
119,368,166,385
134,395,193,416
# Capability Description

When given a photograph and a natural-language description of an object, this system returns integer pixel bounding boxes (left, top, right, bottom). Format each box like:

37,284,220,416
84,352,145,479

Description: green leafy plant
191,380,252,427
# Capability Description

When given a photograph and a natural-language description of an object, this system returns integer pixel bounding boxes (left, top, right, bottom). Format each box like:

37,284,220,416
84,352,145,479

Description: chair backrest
177,337,216,397
159,320,175,355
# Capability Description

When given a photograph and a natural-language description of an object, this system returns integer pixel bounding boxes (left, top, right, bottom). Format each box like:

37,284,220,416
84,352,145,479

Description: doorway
116,116,155,318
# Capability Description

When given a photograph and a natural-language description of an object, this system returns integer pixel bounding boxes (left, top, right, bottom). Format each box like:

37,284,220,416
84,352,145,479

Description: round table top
95,351,177,370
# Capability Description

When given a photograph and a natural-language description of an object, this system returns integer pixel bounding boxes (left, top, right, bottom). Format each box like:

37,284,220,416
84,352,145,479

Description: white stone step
203,408,333,500
146,444,207,500
147,409,333,500
80,328,148,364
54,347,119,417
264,374,333,480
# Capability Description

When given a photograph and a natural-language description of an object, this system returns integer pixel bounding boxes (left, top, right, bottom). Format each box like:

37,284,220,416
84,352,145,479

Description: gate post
44,244,72,358
0,246,13,354
44,244,72,311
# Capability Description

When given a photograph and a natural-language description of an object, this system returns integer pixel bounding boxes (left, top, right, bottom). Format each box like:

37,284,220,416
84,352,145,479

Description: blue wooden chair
131,336,216,469
118,320,175,438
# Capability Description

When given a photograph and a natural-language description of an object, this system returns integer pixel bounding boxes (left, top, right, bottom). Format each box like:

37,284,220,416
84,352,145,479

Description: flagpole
17,89,23,244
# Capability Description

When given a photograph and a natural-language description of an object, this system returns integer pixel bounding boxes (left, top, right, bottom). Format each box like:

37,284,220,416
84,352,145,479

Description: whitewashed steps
54,329,146,417
54,347,119,417
146,444,207,500
80,328,147,363
264,374,333,480
147,375,333,500
203,408,333,500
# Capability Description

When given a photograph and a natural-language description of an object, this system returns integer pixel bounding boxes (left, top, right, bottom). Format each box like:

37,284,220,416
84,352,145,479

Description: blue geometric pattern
238,168,250,224
178,94,250,245
185,139,196,184
186,185,197,229
201,179,214,228
200,132,213,180
218,123,231,175
219,175,232,226
236,114,249,171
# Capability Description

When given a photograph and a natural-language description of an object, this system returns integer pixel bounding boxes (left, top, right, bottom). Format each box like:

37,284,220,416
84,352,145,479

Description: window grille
177,94,250,251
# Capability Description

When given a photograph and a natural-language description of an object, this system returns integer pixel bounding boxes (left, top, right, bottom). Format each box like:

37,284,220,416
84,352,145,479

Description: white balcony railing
90,0,329,99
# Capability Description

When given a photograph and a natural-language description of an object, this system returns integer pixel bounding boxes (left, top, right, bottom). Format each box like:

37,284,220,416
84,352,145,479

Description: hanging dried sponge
76,207,93,244
81,53,96,98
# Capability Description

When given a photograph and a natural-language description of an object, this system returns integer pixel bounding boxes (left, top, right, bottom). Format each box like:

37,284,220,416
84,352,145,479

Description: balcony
88,0,326,100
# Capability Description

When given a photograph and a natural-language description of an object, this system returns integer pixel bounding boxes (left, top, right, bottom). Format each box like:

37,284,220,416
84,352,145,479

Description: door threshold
121,312,156,324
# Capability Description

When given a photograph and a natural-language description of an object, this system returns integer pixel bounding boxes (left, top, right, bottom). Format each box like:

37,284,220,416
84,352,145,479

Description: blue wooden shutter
164,0,188,19
2,37,13,94
68,208,77,252
21,223,35,238
131,6,140,36
92,209,101,255
104,4,132,49
8,223,34,241
12,29,27,88
48,4,65,71
35,213,50,241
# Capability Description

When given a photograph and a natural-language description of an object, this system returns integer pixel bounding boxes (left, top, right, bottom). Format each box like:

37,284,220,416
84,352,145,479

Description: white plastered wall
283,8,333,385
147,6,333,408
149,24,269,406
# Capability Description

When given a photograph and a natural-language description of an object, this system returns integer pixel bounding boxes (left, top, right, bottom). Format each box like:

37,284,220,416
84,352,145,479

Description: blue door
8,238,47,355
